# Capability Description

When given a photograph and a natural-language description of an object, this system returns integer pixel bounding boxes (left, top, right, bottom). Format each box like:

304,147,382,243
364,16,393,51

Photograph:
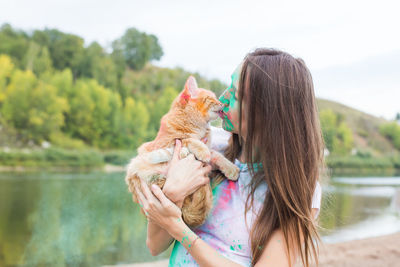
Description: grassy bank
0,147,136,171
326,154,400,176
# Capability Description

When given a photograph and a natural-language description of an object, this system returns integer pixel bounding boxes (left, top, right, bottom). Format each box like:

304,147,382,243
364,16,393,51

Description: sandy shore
316,232,400,267
109,232,400,267
105,260,169,267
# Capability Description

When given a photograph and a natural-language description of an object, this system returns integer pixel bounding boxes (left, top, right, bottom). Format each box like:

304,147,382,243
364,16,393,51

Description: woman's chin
222,120,233,132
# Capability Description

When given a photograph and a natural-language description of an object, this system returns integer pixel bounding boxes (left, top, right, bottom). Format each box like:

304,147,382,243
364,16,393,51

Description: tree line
0,24,226,150
10,23,400,158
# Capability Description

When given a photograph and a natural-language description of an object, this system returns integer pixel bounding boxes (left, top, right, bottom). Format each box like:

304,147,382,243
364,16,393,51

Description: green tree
334,121,354,155
78,42,118,90
23,41,53,76
319,109,354,155
66,79,122,148
1,69,68,143
320,109,337,152
1,70,36,131
112,27,163,71
42,68,74,98
41,68,74,134
147,86,178,137
0,24,29,68
101,92,123,148
64,80,96,143
379,121,400,150
33,29,85,78
121,97,149,148
0,54,15,103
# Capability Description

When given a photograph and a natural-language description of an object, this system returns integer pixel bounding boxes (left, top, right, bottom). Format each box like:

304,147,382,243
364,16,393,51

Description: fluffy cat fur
125,76,239,227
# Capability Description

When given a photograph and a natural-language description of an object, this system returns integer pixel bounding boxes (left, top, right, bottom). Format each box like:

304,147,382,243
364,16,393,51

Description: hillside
317,98,396,156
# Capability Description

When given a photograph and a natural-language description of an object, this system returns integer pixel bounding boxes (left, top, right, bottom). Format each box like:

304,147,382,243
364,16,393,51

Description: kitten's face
174,76,223,122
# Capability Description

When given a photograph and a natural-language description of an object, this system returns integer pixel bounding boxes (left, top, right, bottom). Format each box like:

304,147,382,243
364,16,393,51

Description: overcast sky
1,0,399,120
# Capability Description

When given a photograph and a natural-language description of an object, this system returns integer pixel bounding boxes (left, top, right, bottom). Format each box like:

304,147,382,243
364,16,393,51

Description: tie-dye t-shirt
168,126,322,267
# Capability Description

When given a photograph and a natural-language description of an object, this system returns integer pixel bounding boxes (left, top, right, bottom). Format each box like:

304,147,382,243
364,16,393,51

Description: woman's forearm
146,196,184,256
168,219,245,267
146,220,175,256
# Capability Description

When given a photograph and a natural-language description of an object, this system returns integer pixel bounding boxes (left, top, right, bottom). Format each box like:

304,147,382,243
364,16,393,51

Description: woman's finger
134,185,148,208
171,139,182,163
135,186,152,217
140,179,164,210
140,179,156,202
150,184,171,207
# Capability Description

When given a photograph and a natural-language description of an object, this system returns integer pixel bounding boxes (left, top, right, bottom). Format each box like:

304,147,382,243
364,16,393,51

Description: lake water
0,171,399,266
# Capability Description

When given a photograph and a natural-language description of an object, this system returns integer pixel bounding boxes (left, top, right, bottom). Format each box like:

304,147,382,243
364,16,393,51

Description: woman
134,48,324,266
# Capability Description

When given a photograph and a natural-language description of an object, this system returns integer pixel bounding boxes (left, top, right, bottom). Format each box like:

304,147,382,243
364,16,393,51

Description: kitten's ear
180,76,199,104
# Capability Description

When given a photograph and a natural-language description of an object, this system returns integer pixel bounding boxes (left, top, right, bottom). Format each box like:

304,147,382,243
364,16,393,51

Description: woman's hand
135,178,182,230
162,139,212,203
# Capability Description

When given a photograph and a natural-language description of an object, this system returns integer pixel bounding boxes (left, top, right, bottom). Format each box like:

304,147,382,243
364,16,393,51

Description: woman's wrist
167,217,185,237
168,218,198,251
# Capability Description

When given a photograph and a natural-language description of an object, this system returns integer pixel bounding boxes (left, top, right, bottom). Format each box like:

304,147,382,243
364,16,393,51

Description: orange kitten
125,76,239,227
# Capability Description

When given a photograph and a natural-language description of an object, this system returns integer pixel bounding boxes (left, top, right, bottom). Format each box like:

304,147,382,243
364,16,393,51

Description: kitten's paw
179,146,190,159
195,150,211,163
185,138,211,163
220,163,240,181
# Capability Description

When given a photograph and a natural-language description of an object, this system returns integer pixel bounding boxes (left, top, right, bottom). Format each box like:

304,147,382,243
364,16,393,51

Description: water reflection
0,172,399,266
0,171,170,267
319,176,400,243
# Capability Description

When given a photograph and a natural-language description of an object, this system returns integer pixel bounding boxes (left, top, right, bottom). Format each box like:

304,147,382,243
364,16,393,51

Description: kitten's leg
210,150,240,181
144,147,173,164
144,146,190,164
202,127,212,147
125,173,141,203
182,138,211,163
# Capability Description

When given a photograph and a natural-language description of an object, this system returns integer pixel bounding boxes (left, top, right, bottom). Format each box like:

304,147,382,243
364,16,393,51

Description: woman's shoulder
210,125,231,153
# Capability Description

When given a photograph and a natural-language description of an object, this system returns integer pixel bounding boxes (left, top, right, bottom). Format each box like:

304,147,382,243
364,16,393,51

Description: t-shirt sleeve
311,181,322,219
210,126,231,153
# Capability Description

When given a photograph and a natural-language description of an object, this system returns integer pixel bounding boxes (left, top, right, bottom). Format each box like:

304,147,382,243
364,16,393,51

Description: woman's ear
180,76,199,104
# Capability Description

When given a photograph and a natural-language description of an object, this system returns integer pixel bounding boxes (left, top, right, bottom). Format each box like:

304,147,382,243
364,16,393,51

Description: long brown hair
212,48,325,266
